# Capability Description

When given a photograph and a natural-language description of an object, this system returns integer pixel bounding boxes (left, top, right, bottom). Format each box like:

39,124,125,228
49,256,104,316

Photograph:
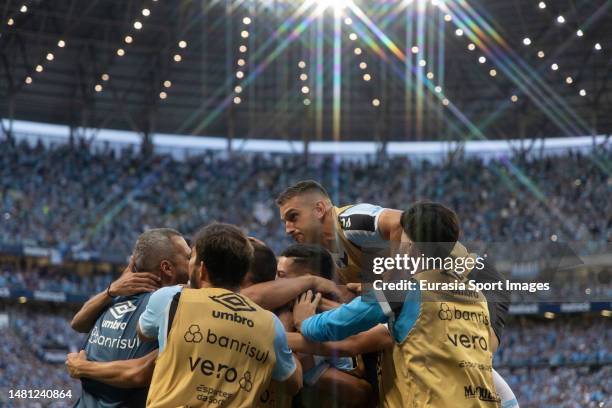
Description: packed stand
0,325,79,407
495,317,612,367
498,365,610,408
11,311,85,359
0,264,113,297
1,138,610,259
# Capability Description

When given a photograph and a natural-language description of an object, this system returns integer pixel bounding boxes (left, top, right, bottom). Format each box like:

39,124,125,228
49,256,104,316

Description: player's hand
293,290,322,331
65,350,88,378
346,282,362,295
312,277,349,303
109,258,161,297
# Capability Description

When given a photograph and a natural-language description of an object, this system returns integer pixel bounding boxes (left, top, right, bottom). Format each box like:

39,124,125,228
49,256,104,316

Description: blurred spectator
0,266,113,297
1,139,610,259
498,366,611,408
495,317,612,367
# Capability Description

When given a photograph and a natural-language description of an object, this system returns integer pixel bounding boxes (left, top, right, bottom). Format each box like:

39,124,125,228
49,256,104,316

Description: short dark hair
247,237,277,284
275,180,330,206
400,202,460,258
133,228,182,273
193,223,254,288
280,244,335,280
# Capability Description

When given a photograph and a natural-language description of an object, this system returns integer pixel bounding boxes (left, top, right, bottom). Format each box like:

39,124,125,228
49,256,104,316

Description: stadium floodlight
315,0,347,11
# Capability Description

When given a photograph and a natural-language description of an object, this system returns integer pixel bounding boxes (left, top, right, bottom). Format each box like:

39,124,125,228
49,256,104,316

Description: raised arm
293,291,388,342
286,324,393,357
71,266,160,333
241,275,349,311
65,349,158,388
376,208,404,242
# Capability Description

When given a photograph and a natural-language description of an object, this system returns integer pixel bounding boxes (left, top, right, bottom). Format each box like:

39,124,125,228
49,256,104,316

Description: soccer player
69,228,190,407
277,243,373,407
293,202,501,407
276,180,510,351
138,223,302,407
65,236,344,396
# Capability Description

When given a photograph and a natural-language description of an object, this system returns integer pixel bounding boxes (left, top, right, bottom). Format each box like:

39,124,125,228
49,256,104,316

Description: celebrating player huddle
65,180,518,408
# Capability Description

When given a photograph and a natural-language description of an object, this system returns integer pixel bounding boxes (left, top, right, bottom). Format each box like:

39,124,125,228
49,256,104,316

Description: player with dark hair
278,243,335,281
69,228,190,408
65,234,346,398
276,180,510,351
139,223,303,407
292,202,501,407
241,237,278,287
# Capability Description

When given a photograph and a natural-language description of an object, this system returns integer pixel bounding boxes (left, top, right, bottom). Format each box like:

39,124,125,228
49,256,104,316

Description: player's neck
320,208,337,251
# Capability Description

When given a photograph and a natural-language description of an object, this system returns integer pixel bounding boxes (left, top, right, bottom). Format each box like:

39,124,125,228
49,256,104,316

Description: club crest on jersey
109,300,137,319
209,293,256,312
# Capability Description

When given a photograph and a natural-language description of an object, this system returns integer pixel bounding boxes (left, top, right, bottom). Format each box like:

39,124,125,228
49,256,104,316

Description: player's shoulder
336,203,384,232
148,284,183,306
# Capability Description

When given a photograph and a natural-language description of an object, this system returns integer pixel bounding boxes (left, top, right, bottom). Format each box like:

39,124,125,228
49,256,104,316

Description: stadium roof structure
1,0,611,143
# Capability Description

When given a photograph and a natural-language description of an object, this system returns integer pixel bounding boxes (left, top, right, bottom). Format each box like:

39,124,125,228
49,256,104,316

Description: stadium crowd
1,138,610,258
1,326,79,407
495,317,612,367
0,265,113,297
498,365,611,408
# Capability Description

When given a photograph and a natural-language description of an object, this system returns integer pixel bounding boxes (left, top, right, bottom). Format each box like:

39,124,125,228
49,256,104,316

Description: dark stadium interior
1,0,612,140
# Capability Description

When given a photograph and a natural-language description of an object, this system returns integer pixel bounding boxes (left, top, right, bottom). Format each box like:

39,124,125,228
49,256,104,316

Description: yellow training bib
147,288,277,407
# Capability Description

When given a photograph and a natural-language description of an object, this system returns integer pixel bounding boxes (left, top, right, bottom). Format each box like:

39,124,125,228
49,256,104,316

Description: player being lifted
276,180,518,407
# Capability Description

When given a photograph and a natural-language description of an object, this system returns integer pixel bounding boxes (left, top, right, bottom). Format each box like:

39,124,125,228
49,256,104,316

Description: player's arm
271,316,303,396
376,208,404,242
137,286,181,342
287,324,393,357
293,290,388,342
71,264,160,333
315,367,373,408
65,349,157,388
242,275,347,311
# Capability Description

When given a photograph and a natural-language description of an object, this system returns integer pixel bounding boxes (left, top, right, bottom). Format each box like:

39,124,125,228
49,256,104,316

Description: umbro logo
209,293,255,312
109,300,137,319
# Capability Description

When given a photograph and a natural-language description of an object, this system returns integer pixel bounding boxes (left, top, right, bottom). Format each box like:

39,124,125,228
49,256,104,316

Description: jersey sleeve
271,315,297,381
138,285,182,343
300,295,388,342
337,204,388,249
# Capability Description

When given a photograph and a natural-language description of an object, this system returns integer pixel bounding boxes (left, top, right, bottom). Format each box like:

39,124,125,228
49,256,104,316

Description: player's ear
160,259,173,280
199,261,208,285
313,200,327,219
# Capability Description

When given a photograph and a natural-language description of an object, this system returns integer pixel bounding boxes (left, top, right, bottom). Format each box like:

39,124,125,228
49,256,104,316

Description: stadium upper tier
1,135,610,261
